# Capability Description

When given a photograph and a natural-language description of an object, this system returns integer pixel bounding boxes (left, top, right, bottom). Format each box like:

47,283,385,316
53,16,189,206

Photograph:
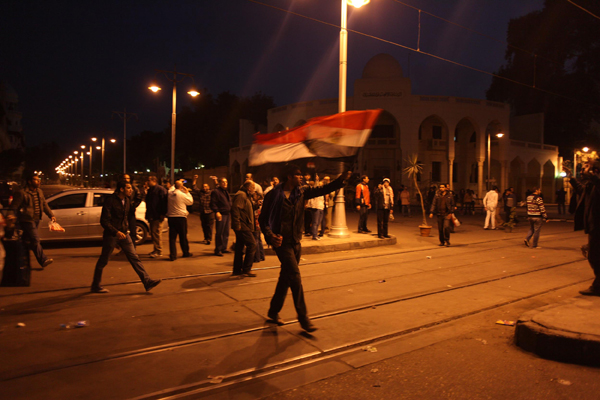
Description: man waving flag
249,109,382,166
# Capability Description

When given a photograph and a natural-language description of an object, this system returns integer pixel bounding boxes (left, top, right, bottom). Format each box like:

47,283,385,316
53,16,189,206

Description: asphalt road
1,200,598,400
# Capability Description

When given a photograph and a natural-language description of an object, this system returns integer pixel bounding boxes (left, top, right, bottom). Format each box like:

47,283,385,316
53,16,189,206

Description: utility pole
112,109,138,173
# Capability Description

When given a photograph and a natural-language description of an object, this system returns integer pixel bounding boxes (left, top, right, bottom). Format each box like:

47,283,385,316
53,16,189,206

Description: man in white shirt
483,186,499,230
167,180,194,261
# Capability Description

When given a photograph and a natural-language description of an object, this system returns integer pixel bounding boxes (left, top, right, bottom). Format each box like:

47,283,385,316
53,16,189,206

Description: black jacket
430,191,455,216
101,193,130,236
210,187,232,215
145,184,168,221
570,176,600,233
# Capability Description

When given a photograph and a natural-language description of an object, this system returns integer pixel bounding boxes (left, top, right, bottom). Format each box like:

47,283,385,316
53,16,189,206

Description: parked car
37,188,151,245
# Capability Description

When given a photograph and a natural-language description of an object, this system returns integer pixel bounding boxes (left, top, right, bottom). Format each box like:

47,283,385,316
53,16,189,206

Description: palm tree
404,154,429,227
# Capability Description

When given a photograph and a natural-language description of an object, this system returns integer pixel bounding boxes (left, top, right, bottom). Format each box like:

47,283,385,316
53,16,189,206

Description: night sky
1,0,544,148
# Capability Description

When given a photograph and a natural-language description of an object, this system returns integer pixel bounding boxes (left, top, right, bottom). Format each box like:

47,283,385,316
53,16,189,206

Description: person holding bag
429,183,455,247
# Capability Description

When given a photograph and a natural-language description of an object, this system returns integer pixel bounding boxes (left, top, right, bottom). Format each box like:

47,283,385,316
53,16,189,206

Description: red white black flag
249,109,382,166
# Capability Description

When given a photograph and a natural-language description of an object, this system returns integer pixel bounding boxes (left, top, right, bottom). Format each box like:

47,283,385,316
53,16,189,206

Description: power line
246,0,600,109
567,0,600,20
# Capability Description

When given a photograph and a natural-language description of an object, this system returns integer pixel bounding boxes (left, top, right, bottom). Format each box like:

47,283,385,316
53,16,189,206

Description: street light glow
110,139,116,143
81,145,86,149
583,147,590,152
96,146,101,150
91,137,97,142
347,0,370,7
496,133,504,138
148,84,161,92
187,88,200,97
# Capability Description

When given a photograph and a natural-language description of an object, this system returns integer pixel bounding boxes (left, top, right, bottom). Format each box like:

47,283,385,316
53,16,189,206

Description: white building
230,54,561,202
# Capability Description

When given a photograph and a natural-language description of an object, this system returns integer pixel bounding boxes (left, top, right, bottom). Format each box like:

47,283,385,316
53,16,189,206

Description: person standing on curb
523,187,548,249
91,180,161,293
429,183,455,247
167,180,194,261
259,164,351,333
193,175,218,245
567,162,600,295
374,178,394,238
355,175,371,233
483,186,499,230
145,176,167,258
231,181,258,277
210,177,232,257
11,173,56,268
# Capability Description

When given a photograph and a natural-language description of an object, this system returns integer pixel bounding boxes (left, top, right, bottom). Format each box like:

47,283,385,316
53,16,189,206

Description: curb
515,302,600,367
264,236,397,255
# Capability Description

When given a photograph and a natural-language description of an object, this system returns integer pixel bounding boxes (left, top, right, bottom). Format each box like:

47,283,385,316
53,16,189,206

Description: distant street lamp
330,0,370,239
112,108,138,173
149,65,199,183
487,132,504,191
91,137,116,178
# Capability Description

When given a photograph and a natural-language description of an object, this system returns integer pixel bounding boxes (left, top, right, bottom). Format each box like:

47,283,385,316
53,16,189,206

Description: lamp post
112,108,138,173
149,65,199,184
486,132,504,191
330,0,369,239
91,137,116,178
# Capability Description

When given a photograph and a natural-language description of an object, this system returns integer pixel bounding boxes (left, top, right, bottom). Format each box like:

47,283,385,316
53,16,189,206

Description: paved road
1,206,598,399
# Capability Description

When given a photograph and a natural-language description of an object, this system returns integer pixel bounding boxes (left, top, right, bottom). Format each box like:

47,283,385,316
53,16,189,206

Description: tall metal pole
112,108,138,174
330,0,351,238
89,145,93,179
101,138,105,177
171,70,177,184
81,153,84,186
487,133,491,191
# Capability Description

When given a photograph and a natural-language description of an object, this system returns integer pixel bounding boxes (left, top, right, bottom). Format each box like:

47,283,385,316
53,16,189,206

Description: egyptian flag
249,109,382,166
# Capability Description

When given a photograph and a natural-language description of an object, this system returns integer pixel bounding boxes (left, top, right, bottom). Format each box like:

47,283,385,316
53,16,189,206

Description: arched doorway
542,160,555,201
454,117,479,192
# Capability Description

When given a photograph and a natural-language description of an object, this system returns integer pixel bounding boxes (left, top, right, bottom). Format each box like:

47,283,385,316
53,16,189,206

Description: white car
38,188,150,245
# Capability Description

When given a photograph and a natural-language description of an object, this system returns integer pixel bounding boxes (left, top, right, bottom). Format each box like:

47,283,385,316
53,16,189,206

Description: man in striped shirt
523,187,548,249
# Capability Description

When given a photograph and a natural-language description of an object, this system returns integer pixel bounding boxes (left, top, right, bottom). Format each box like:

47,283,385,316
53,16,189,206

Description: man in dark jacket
122,174,142,247
11,174,56,268
259,164,351,332
429,183,455,247
569,162,600,295
210,177,232,256
91,180,161,293
145,176,167,257
231,181,257,277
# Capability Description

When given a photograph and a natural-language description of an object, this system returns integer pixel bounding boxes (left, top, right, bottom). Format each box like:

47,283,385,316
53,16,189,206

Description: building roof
361,53,404,79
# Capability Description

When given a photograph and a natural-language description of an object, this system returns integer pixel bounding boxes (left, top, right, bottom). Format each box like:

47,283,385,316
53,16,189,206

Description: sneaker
91,286,109,293
579,287,600,296
42,258,53,268
364,229,372,233
215,252,223,257
312,237,321,241
445,242,451,247
299,318,318,333
267,312,285,326
144,279,161,292
523,239,530,248
242,272,257,277
532,246,542,249
150,252,163,258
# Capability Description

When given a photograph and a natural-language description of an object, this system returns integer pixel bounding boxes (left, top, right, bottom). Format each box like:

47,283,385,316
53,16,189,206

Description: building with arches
230,54,561,202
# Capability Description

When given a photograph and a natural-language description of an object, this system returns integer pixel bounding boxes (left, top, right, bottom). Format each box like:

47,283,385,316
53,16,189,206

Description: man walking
503,187,516,223
568,162,600,295
91,180,161,293
193,175,217,245
210,177,232,257
523,187,548,249
232,181,258,277
167,180,194,261
355,175,371,233
122,174,142,246
145,176,167,258
11,173,56,268
429,183,455,247
259,164,351,332
483,186,499,230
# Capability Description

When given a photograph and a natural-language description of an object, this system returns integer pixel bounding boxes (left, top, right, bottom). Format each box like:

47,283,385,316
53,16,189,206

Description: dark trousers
233,230,256,274
437,215,452,244
304,209,312,235
129,215,137,247
558,202,565,214
92,232,150,288
310,209,323,239
587,230,600,290
215,214,230,253
358,205,369,231
525,217,544,247
377,209,390,237
168,217,190,259
19,220,47,267
253,230,265,262
269,243,308,321
200,211,214,241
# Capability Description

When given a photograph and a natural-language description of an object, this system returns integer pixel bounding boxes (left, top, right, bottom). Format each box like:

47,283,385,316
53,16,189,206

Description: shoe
267,312,285,326
445,242,451,247
91,286,109,293
222,250,232,254
579,287,600,296
242,271,257,277
169,256,177,261
215,252,223,257
144,279,161,292
523,239,530,247
364,229,372,233
438,243,445,246
203,240,211,245
299,318,318,333
312,237,321,241
231,272,243,276
532,246,542,249
150,253,163,258
384,235,391,238
182,253,193,258
42,258,53,268
378,235,384,239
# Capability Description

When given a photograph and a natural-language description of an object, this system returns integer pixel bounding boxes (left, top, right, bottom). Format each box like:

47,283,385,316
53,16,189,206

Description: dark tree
486,0,600,155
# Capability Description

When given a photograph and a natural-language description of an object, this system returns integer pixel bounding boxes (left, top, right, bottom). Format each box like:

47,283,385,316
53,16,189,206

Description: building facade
230,54,560,202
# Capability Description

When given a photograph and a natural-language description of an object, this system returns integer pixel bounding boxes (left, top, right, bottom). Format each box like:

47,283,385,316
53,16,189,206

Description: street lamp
91,137,116,178
149,65,199,184
330,0,369,239
487,132,504,191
